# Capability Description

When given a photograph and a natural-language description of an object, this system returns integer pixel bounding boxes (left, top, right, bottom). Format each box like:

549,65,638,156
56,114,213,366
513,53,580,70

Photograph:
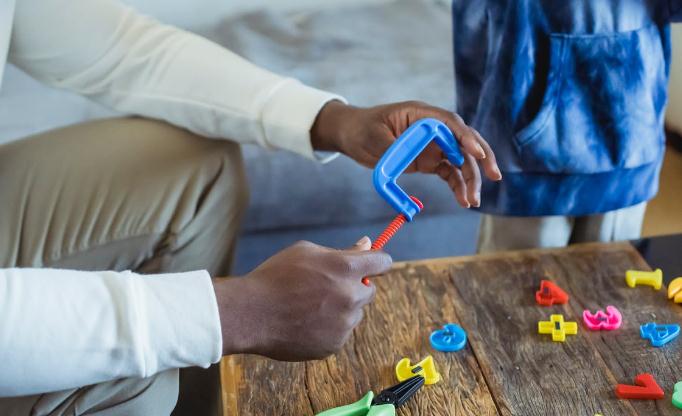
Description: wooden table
220,242,682,415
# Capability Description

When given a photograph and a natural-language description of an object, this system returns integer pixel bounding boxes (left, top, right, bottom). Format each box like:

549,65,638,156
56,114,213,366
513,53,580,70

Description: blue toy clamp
373,118,464,221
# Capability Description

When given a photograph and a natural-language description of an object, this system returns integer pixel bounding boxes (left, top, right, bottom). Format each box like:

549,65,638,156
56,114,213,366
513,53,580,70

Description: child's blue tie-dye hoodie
453,1,682,216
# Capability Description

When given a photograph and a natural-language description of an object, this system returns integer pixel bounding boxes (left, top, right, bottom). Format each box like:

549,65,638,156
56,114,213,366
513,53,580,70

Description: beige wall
668,25,682,131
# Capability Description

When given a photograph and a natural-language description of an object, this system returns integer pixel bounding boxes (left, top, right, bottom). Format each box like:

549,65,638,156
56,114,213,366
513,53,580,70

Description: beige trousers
477,202,647,253
0,118,248,415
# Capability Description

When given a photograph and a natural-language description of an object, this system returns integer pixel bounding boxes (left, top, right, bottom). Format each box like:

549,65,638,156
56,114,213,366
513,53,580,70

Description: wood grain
222,264,499,415
552,244,682,415
445,243,637,415
304,265,499,416
221,242,680,415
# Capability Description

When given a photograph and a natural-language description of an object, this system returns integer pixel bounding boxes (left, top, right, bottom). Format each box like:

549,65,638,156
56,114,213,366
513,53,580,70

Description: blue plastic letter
640,322,680,347
430,323,467,352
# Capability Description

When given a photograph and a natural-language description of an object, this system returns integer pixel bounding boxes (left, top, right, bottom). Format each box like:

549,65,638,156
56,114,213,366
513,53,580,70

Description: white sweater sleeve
3,0,342,396
8,0,344,159
0,268,222,397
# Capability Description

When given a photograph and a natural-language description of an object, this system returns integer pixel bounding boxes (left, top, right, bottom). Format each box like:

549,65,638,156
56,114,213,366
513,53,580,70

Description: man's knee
124,119,249,275
0,116,249,273
201,138,250,232
163,128,249,275
119,117,250,225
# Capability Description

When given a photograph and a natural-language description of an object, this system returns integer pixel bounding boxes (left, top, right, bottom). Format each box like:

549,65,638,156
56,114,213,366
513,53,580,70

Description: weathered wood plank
445,243,639,415
552,244,682,415
222,263,500,415
222,242,677,415
305,264,499,416
220,355,313,416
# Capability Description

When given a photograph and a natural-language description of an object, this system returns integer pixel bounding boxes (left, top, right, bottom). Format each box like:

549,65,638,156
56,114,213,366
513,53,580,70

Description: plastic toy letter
535,280,569,306
615,373,664,400
430,324,467,352
625,269,662,290
668,277,682,303
538,314,578,342
640,322,680,347
673,382,682,409
582,306,622,331
395,356,441,385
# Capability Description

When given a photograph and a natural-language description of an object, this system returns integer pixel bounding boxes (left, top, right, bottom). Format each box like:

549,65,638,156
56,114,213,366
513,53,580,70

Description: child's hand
311,100,502,208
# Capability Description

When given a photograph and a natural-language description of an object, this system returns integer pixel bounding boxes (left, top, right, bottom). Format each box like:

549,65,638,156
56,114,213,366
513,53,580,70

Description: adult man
0,0,500,414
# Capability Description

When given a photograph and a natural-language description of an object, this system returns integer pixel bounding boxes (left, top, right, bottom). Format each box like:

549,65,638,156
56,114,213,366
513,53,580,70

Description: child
453,1,682,252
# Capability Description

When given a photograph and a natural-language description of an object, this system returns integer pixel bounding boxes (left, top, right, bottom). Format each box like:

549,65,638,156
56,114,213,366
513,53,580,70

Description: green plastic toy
673,381,682,409
315,375,424,416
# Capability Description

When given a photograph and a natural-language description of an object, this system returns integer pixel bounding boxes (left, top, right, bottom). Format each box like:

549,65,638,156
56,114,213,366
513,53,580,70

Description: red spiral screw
362,196,424,286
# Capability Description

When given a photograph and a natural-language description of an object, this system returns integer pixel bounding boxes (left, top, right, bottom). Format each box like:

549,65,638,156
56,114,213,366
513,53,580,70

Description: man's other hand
311,100,502,208
213,237,391,361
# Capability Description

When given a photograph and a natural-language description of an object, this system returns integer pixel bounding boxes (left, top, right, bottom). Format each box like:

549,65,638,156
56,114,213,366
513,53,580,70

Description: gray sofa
0,1,480,276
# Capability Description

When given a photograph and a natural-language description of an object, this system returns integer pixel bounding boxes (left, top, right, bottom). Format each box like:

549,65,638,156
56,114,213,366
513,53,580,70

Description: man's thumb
349,236,371,251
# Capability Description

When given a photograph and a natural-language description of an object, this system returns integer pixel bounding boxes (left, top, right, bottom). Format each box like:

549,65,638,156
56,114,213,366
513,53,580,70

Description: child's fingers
449,169,470,208
468,127,502,181
436,161,469,208
442,113,486,159
462,154,482,207
431,109,501,182
412,142,444,173
410,104,481,160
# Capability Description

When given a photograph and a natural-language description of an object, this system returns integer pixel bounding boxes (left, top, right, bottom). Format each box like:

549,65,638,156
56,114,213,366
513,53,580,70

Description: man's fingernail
355,236,371,246
494,167,502,179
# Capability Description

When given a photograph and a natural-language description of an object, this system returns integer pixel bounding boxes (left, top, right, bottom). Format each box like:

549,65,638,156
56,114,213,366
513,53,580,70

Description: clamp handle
315,391,374,416
372,118,464,221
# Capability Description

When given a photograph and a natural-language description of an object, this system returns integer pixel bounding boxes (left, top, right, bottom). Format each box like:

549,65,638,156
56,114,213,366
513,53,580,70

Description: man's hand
213,237,391,361
311,101,502,208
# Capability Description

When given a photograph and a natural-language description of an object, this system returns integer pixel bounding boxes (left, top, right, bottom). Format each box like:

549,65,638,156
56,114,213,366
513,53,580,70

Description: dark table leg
632,234,682,284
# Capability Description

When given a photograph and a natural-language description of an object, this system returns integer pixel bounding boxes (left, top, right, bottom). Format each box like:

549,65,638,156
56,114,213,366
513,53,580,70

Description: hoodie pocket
513,24,668,174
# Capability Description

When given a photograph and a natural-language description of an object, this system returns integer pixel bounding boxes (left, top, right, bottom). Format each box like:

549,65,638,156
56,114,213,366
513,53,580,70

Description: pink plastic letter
583,305,622,331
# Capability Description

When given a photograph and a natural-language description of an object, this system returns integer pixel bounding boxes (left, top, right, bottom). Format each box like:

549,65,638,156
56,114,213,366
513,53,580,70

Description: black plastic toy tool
371,375,425,408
